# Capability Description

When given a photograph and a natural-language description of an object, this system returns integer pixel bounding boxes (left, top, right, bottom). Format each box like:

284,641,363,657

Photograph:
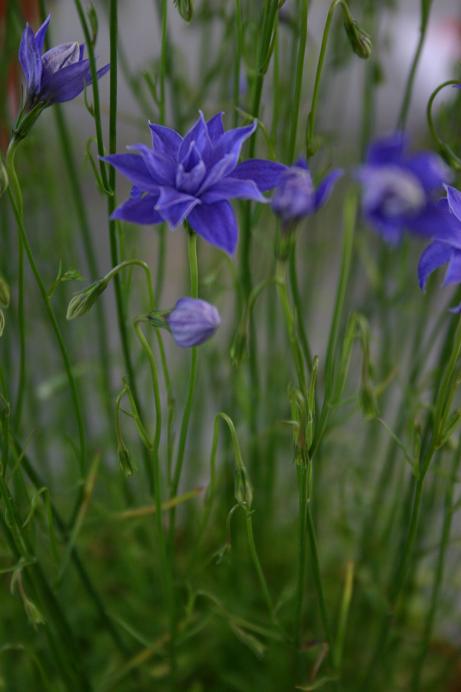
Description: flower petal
187,201,238,254
42,42,81,74
127,145,176,186
155,188,200,226
111,194,163,225
209,121,257,169
101,153,157,191
445,184,461,224
206,112,225,141
201,177,267,204
232,158,287,191
40,59,90,102
179,112,211,161
314,169,343,210
403,153,451,192
418,241,452,290
366,132,407,165
19,24,42,93
148,122,182,157
34,15,51,54
443,249,461,286
407,200,461,243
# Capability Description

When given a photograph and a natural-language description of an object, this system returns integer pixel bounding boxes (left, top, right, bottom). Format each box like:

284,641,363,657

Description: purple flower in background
167,297,221,347
271,158,342,228
418,185,461,312
19,15,109,109
356,132,452,245
103,112,286,254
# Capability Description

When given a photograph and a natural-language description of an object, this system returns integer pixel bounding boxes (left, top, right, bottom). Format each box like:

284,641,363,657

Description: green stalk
6,143,87,476
134,320,176,678
397,0,434,130
411,442,461,691
169,231,199,533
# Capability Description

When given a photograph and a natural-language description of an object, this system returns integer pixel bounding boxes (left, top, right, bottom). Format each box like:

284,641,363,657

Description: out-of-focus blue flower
271,158,342,227
418,185,461,312
356,133,452,245
167,297,221,347
103,112,286,254
19,15,109,109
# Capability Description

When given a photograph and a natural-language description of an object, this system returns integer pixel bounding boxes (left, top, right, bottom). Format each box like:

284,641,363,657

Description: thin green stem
7,143,87,476
169,231,199,530
288,0,309,161
397,0,434,130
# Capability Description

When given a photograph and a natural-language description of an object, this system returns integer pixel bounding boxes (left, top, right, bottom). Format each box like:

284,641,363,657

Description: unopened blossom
103,112,286,254
19,15,109,110
356,132,453,245
418,185,461,312
271,158,342,228
167,297,221,348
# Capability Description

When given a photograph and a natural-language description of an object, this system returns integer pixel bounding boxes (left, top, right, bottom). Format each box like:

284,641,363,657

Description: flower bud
343,18,372,60
0,310,5,338
0,274,10,309
66,279,108,320
166,297,221,348
174,0,193,21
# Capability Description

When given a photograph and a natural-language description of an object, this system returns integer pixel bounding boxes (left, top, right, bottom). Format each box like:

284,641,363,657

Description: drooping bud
174,0,193,21
343,16,372,60
164,297,221,348
66,278,109,320
118,444,134,477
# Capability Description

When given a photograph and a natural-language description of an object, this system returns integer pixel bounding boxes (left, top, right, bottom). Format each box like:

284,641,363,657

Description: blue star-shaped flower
418,185,461,312
356,133,452,245
103,112,286,254
19,14,109,109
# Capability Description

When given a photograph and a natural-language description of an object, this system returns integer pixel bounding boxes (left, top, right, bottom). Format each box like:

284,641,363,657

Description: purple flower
418,185,461,312
356,133,452,245
271,158,342,227
19,15,109,109
102,112,286,254
167,297,221,348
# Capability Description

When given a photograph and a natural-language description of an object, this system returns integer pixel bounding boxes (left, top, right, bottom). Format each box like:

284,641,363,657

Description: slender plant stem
397,0,434,130
6,143,87,476
411,442,461,691
169,231,199,532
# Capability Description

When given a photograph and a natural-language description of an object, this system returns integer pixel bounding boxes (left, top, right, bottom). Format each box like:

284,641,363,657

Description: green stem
14,225,26,426
244,509,277,623
169,231,199,530
288,0,309,161
411,443,461,691
397,0,434,130
7,143,87,476
294,462,308,647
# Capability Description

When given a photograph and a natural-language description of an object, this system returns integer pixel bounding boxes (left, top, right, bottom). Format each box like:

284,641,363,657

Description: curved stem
7,143,87,476
426,80,461,170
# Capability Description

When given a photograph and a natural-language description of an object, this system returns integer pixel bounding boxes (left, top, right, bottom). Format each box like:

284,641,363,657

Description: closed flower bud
0,310,5,337
166,297,221,348
0,275,10,309
66,279,108,320
174,0,193,21
343,18,372,60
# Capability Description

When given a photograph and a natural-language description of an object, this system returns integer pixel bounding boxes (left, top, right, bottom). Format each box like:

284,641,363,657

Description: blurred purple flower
103,112,286,254
271,158,342,227
418,185,461,312
356,133,453,245
19,15,109,109
167,297,221,347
